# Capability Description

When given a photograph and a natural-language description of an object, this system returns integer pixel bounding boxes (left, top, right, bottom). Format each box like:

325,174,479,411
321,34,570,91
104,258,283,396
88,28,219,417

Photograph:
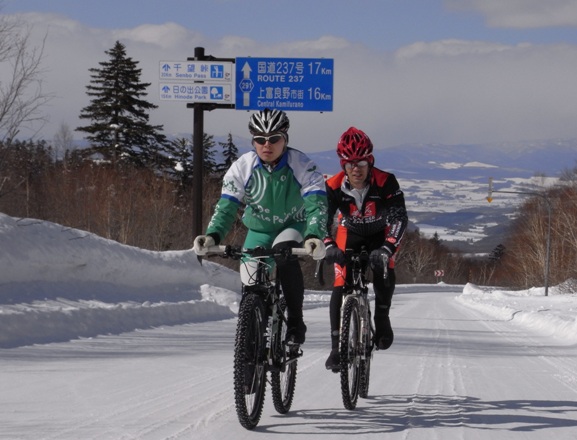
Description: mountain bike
338,248,375,410
205,244,308,430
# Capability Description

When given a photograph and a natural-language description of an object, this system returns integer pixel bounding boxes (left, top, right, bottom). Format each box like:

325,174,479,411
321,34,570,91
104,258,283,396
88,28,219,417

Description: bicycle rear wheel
271,298,298,414
339,297,361,410
233,293,266,430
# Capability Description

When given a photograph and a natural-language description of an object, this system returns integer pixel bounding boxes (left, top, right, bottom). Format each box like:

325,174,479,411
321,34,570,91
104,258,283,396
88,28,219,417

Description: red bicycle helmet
336,127,374,166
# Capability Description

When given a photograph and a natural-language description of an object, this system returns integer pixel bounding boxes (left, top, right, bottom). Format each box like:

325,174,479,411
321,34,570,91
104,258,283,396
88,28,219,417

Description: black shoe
375,334,394,350
286,318,307,344
374,315,394,350
325,348,340,372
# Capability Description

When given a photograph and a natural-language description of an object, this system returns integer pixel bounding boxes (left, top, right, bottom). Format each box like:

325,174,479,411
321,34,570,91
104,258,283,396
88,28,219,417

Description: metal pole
185,48,235,247
487,177,552,296
192,47,205,240
544,201,551,297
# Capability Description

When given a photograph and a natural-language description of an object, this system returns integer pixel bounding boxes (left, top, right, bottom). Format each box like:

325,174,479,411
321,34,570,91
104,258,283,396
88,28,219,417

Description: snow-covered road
3,287,577,439
2,214,577,438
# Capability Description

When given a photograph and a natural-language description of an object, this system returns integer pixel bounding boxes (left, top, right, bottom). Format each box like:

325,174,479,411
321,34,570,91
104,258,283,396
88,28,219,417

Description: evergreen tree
202,133,217,174
489,244,505,263
76,41,168,168
430,231,442,246
166,137,191,187
165,133,218,188
217,132,238,175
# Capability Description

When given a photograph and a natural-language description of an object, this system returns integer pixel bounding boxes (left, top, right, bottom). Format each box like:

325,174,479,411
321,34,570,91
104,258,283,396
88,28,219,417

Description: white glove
304,238,326,260
193,235,215,256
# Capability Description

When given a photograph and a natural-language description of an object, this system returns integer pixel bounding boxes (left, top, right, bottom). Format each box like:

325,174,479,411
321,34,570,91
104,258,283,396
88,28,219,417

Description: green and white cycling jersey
206,147,328,242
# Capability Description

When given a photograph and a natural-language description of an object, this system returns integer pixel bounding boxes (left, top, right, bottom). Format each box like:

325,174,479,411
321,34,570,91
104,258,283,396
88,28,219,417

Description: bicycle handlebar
204,245,310,259
320,248,389,280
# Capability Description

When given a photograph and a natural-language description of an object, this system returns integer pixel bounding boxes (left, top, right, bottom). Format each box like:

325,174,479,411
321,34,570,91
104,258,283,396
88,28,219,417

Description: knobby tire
233,293,266,430
359,323,372,398
339,297,361,410
271,297,298,414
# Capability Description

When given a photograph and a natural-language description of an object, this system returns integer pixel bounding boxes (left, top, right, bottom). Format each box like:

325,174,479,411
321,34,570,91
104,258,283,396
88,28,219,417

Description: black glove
323,239,345,265
369,244,394,271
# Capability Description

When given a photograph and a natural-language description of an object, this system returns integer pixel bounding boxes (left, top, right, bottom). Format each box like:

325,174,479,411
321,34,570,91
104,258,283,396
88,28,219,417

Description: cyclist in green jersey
194,108,328,344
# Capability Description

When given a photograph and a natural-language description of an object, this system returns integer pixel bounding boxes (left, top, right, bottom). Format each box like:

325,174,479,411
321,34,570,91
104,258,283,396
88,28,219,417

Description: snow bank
457,283,577,344
2,213,577,349
0,214,240,348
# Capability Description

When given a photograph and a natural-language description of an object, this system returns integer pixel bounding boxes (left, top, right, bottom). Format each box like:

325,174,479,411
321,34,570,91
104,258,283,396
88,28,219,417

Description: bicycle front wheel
359,326,372,398
339,297,361,410
233,293,266,430
271,298,298,414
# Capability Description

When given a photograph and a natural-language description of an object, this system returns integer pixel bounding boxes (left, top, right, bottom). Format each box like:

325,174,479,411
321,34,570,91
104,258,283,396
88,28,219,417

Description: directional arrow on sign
240,62,253,107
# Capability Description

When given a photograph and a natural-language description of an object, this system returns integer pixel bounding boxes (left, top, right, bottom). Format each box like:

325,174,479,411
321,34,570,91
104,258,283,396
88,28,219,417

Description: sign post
158,51,334,244
187,49,234,241
158,48,234,241
434,270,445,282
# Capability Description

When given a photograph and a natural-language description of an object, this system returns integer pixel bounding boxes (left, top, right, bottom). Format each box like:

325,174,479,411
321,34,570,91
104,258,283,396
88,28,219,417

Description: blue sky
5,0,577,49
3,0,577,152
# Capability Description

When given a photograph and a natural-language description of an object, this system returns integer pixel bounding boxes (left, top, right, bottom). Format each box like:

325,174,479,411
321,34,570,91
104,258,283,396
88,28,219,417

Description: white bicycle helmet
248,108,290,136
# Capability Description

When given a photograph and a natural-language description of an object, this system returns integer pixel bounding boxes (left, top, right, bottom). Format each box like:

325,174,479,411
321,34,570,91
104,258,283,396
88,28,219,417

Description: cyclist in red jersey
323,127,408,371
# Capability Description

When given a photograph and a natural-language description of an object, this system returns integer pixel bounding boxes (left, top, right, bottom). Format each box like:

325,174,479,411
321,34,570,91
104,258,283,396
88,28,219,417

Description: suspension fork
358,295,371,360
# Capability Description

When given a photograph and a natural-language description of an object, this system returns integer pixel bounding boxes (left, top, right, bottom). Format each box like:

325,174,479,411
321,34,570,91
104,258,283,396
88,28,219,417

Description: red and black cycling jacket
325,167,408,254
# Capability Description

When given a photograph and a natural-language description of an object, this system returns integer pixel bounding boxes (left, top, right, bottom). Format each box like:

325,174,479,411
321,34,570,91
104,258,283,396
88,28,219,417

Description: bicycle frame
340,249,373,358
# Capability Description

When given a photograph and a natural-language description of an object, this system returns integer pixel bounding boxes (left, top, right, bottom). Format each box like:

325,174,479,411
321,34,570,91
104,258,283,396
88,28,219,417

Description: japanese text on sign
159,61,233,82
236,57,333,111
159,83,232,103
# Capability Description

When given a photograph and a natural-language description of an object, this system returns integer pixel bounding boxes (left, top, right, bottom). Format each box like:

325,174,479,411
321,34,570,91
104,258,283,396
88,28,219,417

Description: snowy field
1,213,577,438
400,174,559,246
1,213,575,348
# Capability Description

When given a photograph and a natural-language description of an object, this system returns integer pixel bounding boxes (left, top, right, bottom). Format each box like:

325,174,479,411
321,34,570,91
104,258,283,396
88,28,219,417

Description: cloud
115,22,196,48
446,0,577,28
386,39,577,143
5,12,577,152
395,39,513,59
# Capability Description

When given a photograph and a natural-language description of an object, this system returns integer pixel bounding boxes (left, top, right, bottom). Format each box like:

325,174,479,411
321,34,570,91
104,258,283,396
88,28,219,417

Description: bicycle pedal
286,345,303,359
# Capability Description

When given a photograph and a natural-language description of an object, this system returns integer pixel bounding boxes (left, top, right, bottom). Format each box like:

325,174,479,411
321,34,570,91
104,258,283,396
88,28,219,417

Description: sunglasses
344,160,369,171
253,134,284,145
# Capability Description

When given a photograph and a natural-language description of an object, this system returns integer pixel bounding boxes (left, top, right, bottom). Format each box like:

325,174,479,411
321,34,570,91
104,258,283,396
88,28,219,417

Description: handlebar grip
205,245,227,254
291,247,309,256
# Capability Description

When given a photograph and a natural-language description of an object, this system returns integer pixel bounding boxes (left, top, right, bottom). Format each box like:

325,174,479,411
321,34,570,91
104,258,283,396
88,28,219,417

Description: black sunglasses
252,134,284,145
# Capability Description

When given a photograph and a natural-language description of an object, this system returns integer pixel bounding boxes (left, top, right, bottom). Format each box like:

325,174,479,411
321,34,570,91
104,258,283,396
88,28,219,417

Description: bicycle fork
265,300,279,368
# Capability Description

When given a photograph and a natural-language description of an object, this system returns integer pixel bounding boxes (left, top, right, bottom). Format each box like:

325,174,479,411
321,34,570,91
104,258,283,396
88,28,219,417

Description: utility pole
488,177,552,296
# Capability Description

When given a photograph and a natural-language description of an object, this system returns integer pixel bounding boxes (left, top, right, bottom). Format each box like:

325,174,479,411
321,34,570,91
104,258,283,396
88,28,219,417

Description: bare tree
53,122,74,160
396,230,438,283
0,13,51,141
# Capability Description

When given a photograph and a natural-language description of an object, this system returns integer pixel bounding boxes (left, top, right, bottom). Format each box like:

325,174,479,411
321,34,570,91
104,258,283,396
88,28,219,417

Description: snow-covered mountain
307,138,577,179
314,138,575,253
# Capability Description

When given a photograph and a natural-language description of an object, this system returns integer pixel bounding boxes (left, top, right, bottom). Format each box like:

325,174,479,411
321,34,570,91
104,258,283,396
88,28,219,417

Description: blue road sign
235,57,333,111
